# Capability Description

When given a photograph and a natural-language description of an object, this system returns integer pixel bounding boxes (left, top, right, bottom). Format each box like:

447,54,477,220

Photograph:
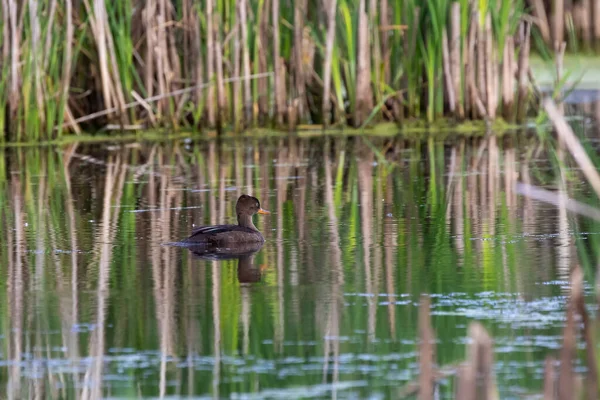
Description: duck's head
236,194,270,217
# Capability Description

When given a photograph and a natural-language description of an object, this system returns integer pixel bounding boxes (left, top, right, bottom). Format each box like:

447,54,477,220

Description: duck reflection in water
187,241,265,284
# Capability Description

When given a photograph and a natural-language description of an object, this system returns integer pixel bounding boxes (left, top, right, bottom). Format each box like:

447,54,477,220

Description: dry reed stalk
322,0,338,127
493,42,500,120
239,0,252,124
369,0,381,103
571,267,599,400
581,0,593,47
594,0,600,45
380,0,390,82
272,0,283,125
287,99,298,131
233,23,242,130
450,3,463,118
543,98,600,199
155,0,167,114
28,0,44,120
84,0,128,124
103,16,128,123
502,36,516,121
206,0,216,126
2,0,9,67
190,4,204,121
418,295,435,400
64,106,81,134
502,36,515,121
8,0,20,119
465,11,475,118
214,12,226,131
182,0,192,78
292,0,307,120
516,21,531,123
258,0,270,123
467,322,498,399
558,288,577,399
467,12,487,119
60,0,74,133
276,57,287,124
531,0,551,44
553,0,565,47
456,363,476,400
355,0,373,127
91,0,114,111
442,30,456,114
485,15,496,118
131,90,157,125
166,3,181,87
145,0,155,100
477,15,487,109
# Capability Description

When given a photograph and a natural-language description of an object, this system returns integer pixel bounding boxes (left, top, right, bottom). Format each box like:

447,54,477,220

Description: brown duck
184,194,270,246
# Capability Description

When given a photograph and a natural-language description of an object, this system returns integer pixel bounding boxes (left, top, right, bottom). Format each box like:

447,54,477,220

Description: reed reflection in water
0,133,595,399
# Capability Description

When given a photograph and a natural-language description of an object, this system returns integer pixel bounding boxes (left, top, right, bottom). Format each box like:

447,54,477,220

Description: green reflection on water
0,135,593,399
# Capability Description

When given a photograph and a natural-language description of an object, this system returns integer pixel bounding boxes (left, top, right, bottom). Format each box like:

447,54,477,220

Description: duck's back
184,224,264,246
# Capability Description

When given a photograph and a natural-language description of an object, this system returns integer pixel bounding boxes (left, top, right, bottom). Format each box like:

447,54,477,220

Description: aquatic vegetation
0,0,548,142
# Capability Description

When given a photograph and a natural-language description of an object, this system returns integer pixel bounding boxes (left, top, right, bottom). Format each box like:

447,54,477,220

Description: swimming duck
184,194,270,246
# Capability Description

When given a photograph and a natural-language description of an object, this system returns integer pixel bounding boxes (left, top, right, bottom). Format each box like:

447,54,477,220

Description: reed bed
1,0,539,142
527,0,600,53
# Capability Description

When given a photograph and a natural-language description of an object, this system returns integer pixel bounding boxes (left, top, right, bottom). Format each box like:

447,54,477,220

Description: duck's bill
258,208,270,215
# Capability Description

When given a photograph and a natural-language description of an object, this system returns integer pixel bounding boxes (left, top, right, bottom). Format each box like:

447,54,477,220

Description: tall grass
0,0,557,142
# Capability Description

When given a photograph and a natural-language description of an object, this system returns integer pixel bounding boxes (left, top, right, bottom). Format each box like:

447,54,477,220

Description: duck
183,194,270,246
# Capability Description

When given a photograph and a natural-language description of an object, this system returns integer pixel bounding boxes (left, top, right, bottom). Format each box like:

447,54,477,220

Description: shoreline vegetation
1,0,599,142
0,119,524,148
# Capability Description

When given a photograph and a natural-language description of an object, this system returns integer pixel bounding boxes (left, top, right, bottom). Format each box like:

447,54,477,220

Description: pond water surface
0,130,599,399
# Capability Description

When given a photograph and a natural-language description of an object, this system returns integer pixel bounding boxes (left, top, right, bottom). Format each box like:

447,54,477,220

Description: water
0,131,599,399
